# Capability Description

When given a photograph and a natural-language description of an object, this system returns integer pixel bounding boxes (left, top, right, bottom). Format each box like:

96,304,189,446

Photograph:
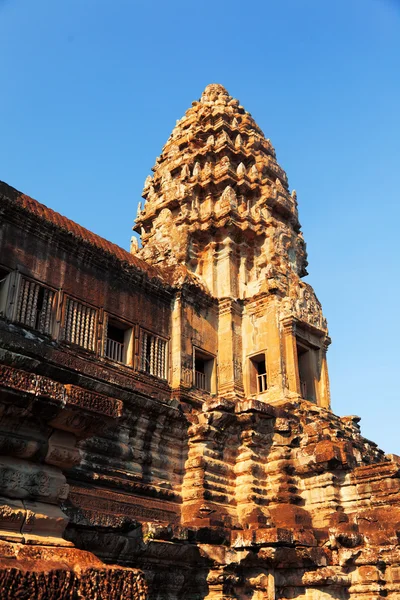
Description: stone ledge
0,541,148,599
0,364,122,418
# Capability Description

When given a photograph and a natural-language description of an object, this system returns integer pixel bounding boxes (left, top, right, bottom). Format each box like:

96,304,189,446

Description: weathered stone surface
0,543,147,599
0,83,398,598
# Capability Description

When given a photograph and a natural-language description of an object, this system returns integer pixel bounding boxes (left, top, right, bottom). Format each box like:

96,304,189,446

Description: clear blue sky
1,0,399,452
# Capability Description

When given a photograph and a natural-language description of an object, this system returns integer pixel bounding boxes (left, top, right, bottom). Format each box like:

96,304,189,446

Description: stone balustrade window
0,269,11,316
63,297,97,351
194,348,215,393
256,360,268,393
105,325,124,363
194,365,207,391
249,352,268,395
140,331,167,379
15,277,55,335
104,316,133,365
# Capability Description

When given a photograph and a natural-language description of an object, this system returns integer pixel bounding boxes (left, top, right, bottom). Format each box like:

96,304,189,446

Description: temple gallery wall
0,84,399,599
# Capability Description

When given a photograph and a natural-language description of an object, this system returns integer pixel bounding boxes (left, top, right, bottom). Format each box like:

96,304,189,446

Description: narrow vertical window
140,331,167,379
256,359,267,393
296,340,317,402
63,298,96,351
0,269,11,316
15,277,54,335
193,348,215,393
104,316,133,365
249,353,268,395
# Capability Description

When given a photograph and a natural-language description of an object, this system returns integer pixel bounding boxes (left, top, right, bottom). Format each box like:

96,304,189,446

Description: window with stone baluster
193,348,215,393
249,352,268,396
139,330,167,379
62,297,97,351
103,315,133,366
15,276,56,335
0,268,12,317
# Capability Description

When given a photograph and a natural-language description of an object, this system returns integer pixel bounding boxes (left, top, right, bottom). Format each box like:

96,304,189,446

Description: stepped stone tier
0,84,399,599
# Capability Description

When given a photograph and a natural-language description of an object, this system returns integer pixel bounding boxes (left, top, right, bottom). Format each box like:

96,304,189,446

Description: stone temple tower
134,83,331,409
1,84,400,599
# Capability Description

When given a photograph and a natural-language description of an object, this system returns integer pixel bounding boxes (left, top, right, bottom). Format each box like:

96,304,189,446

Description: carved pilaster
217,298,244,399
281,316,300,396
171,291,183,389
320,336,332,409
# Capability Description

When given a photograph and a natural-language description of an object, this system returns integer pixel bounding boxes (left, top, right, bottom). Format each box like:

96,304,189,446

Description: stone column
216,237,237,298
218,299,244,399
268,572,276,600
202,241,217,296
171,292,182,389
264,298,284,394
319,337,331,409
281,317,300,396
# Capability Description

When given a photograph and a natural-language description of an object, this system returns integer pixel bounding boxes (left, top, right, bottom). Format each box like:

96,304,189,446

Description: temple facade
0,84,399,599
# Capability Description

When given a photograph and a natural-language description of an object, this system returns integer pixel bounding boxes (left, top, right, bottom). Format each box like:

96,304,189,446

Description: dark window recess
256,359,267,393
194,350,214,393
249,353,267,395
194,357,207,391
170,167,180,179
296,341,316,402
105,322,126,363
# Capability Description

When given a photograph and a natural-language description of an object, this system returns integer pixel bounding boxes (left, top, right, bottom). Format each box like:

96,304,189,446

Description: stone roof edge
0,180,175,299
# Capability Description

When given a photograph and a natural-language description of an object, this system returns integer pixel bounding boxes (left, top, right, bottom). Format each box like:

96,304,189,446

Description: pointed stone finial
207,135,215,146
216,130,231,147
181,164,190,180
193,162,201,178
200,83,230,103
249,164,258,179
232,117,238,128
235,134,243,148
291,189,297,201
136,202,142,218
237,162,246,177
204,162,212,177
221,185,237,208
130,236,139,254
144,175,152,189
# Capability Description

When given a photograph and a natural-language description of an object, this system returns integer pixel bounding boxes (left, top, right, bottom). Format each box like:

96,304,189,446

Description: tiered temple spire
134,83,308,299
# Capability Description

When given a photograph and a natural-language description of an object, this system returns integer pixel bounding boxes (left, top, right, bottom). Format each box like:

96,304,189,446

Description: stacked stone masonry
0,84,399,599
